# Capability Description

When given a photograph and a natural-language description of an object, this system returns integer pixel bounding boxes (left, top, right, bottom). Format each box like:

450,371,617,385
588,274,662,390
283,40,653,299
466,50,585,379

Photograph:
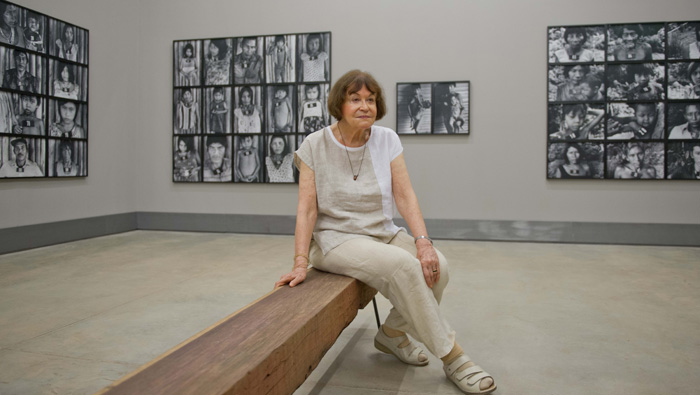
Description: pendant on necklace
353,175,358,181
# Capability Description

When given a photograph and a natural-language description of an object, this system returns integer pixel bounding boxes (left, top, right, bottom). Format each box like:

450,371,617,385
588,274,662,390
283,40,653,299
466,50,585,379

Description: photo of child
548,103,605,140
267,85,294,133
174,41,200,87
607,102,664,140
234,86,262,134
607,63,665,101
298,33,329,82
548,26,605,63
234,135,261,182
266,35,295,83
206,87,230,134
49,100,85,139
298,83,328,134
174,88,200,135
23,11,44,52
13,94,44,136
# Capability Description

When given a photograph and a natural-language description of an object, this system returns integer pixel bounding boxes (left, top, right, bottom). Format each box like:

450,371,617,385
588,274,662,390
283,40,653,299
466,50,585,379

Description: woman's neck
336,120,369,147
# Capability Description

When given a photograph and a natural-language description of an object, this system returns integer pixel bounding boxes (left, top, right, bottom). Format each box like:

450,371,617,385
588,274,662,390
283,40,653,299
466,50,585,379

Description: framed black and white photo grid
396,81,470,135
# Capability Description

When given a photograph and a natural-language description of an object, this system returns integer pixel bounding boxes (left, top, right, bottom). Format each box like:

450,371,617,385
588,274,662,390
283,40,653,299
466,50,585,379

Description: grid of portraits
396,81,470,135
547,21,700,180
0,1,88,179
172,32,331,183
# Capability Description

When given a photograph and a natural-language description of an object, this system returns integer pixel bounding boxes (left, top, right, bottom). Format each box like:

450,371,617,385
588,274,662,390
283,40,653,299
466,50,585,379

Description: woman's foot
374,325,428,366
443,354,496,394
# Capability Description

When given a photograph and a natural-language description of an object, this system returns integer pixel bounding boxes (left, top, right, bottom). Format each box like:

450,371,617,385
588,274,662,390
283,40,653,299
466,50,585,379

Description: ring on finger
432,269,438,273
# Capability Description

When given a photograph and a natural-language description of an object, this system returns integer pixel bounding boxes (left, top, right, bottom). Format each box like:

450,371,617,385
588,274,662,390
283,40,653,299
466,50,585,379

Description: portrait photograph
667,22,700,60
203,38,232,86
203,135,232,182
667,61,700,99
396,83,432,135
173,135,201,182
548,103,605,141
234,36,264,84
606,102,664,140
48,18,88,64
49,59,87,101
233,134,263,183
432,81,469,134
607,23,665,62
20,8,46,53
48,138,85,177
173,87,201,135
548,25,605,63
666,141,700,179
548,64,605,102
297,32,330,82
48,99,86,139
547,142,604,179
667,101,700,139
266,84,295,133
266,34,296,83
0,135,45,178
264,134,295,183
233,85,263,134
10,93,45,135
0,46,43,94
173,40,201,87
204,86,231,134
606,142,664,179
606,63,665,101
298,83,329,134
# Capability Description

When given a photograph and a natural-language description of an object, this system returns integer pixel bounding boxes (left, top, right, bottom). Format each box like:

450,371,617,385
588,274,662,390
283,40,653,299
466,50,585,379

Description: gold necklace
337,122,367,181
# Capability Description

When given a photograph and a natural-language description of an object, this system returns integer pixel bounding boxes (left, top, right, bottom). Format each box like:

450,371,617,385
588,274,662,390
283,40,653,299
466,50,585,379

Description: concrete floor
0,231,698,395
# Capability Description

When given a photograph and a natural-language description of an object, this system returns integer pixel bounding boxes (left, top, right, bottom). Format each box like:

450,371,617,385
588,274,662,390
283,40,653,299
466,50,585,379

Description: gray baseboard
1,212,698,255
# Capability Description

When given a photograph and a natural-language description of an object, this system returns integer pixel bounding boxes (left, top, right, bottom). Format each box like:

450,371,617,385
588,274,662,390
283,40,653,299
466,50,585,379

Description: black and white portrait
234,37,263,84
173,88,200,135
548,25,605,63
173,135,201,182
666,141,700,179
397,83,431,134
233,85,262,134
606,63,665,101
297,33,330,82
265,134,295,183
48,18,87,64
203,38,232,86
667,102,700,139
20,8,45,53
607,102,664,140
266,84,295,133
668,22,700,60
203,135,232,182
48,138,85,177
668,61,700,99
606,142,664,179
547,142,604,179
548,64,605,102
607,23,665,62
10,93,45,135
234,134,262,182
50,59,87,101
173,40,201,87
204,86,231,134
266,34,296,83
0,135,45,178
0,46,43,93
432,81,469,134
48,99,86,139
298,83,328,134
548,103,605,141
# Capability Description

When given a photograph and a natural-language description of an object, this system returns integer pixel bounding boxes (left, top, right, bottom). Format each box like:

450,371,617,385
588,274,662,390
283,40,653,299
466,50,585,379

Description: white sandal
373,328,429,366
444,354,496,394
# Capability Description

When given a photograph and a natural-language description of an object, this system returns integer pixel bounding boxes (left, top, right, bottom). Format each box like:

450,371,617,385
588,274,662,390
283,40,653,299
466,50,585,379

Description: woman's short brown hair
327,70,386,121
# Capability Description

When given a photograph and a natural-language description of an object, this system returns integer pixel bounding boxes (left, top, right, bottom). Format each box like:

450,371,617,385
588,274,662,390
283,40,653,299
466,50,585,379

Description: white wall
2,0,699,231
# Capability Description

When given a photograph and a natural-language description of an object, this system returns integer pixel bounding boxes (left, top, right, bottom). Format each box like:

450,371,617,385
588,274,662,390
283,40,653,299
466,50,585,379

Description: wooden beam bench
97,268,377,395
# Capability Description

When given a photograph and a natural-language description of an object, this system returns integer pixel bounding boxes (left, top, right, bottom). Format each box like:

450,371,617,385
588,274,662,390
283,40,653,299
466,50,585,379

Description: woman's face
566,32,585,48
563,110,584,132
341,85,377,130
59,102,77,121
209,42,219,57
65,26,74,42
183,91,193,103
566,146,580,164
691,67,700,85
270,137,285,155
568,66,585,84
61,66,70,82
628,147,644,167
3,6,17,27
178,139,187,153
241,90,251,105
185,47,192,58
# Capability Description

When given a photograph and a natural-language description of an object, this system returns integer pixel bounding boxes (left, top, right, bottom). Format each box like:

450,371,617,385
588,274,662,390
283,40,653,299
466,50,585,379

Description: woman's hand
416,240,440,288
274,267,307,289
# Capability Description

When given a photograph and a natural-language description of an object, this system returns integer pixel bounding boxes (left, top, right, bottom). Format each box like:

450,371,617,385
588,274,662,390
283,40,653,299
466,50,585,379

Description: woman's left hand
416,240,440,288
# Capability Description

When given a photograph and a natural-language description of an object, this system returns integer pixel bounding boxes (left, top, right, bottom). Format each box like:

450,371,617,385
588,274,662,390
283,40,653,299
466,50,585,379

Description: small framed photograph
396,83,432,134
173,88,201,135
21,8,46,53
548,64,605,102
606,142,664,179
666,141,700,179
667,102,700,139
233,134,263,182
266,34,296,83
49,59,87,101
203,135,232,182
667,61,700,99
48,99,87,139
432,81,469,134
203,38,232,86
48,138,86,177
234,37,264,84
667,22,700,60
48,18,88,64
606,63,665,101
233,85,262,134
0,46,44,94
548,25,606,63
297,33,330,82
173,135,201,182
173,40,201,87
264,134,295,183
0,135,45,178
298,83,329,134
548,103,605,141
204,86,231,134
10,93,45,135
607,23,665,61
266,84,295,133
547,142,604,179
606,102,664,140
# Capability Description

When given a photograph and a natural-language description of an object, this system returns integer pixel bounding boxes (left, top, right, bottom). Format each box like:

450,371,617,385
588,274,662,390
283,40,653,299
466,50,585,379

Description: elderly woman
274,70,496,394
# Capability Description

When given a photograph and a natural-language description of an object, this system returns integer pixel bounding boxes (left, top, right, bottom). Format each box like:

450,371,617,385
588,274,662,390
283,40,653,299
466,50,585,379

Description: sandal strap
444,354,471,376
455,365,491,385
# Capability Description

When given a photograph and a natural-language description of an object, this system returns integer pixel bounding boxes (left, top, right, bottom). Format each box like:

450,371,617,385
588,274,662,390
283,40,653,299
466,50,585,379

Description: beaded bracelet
414,235,433,245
